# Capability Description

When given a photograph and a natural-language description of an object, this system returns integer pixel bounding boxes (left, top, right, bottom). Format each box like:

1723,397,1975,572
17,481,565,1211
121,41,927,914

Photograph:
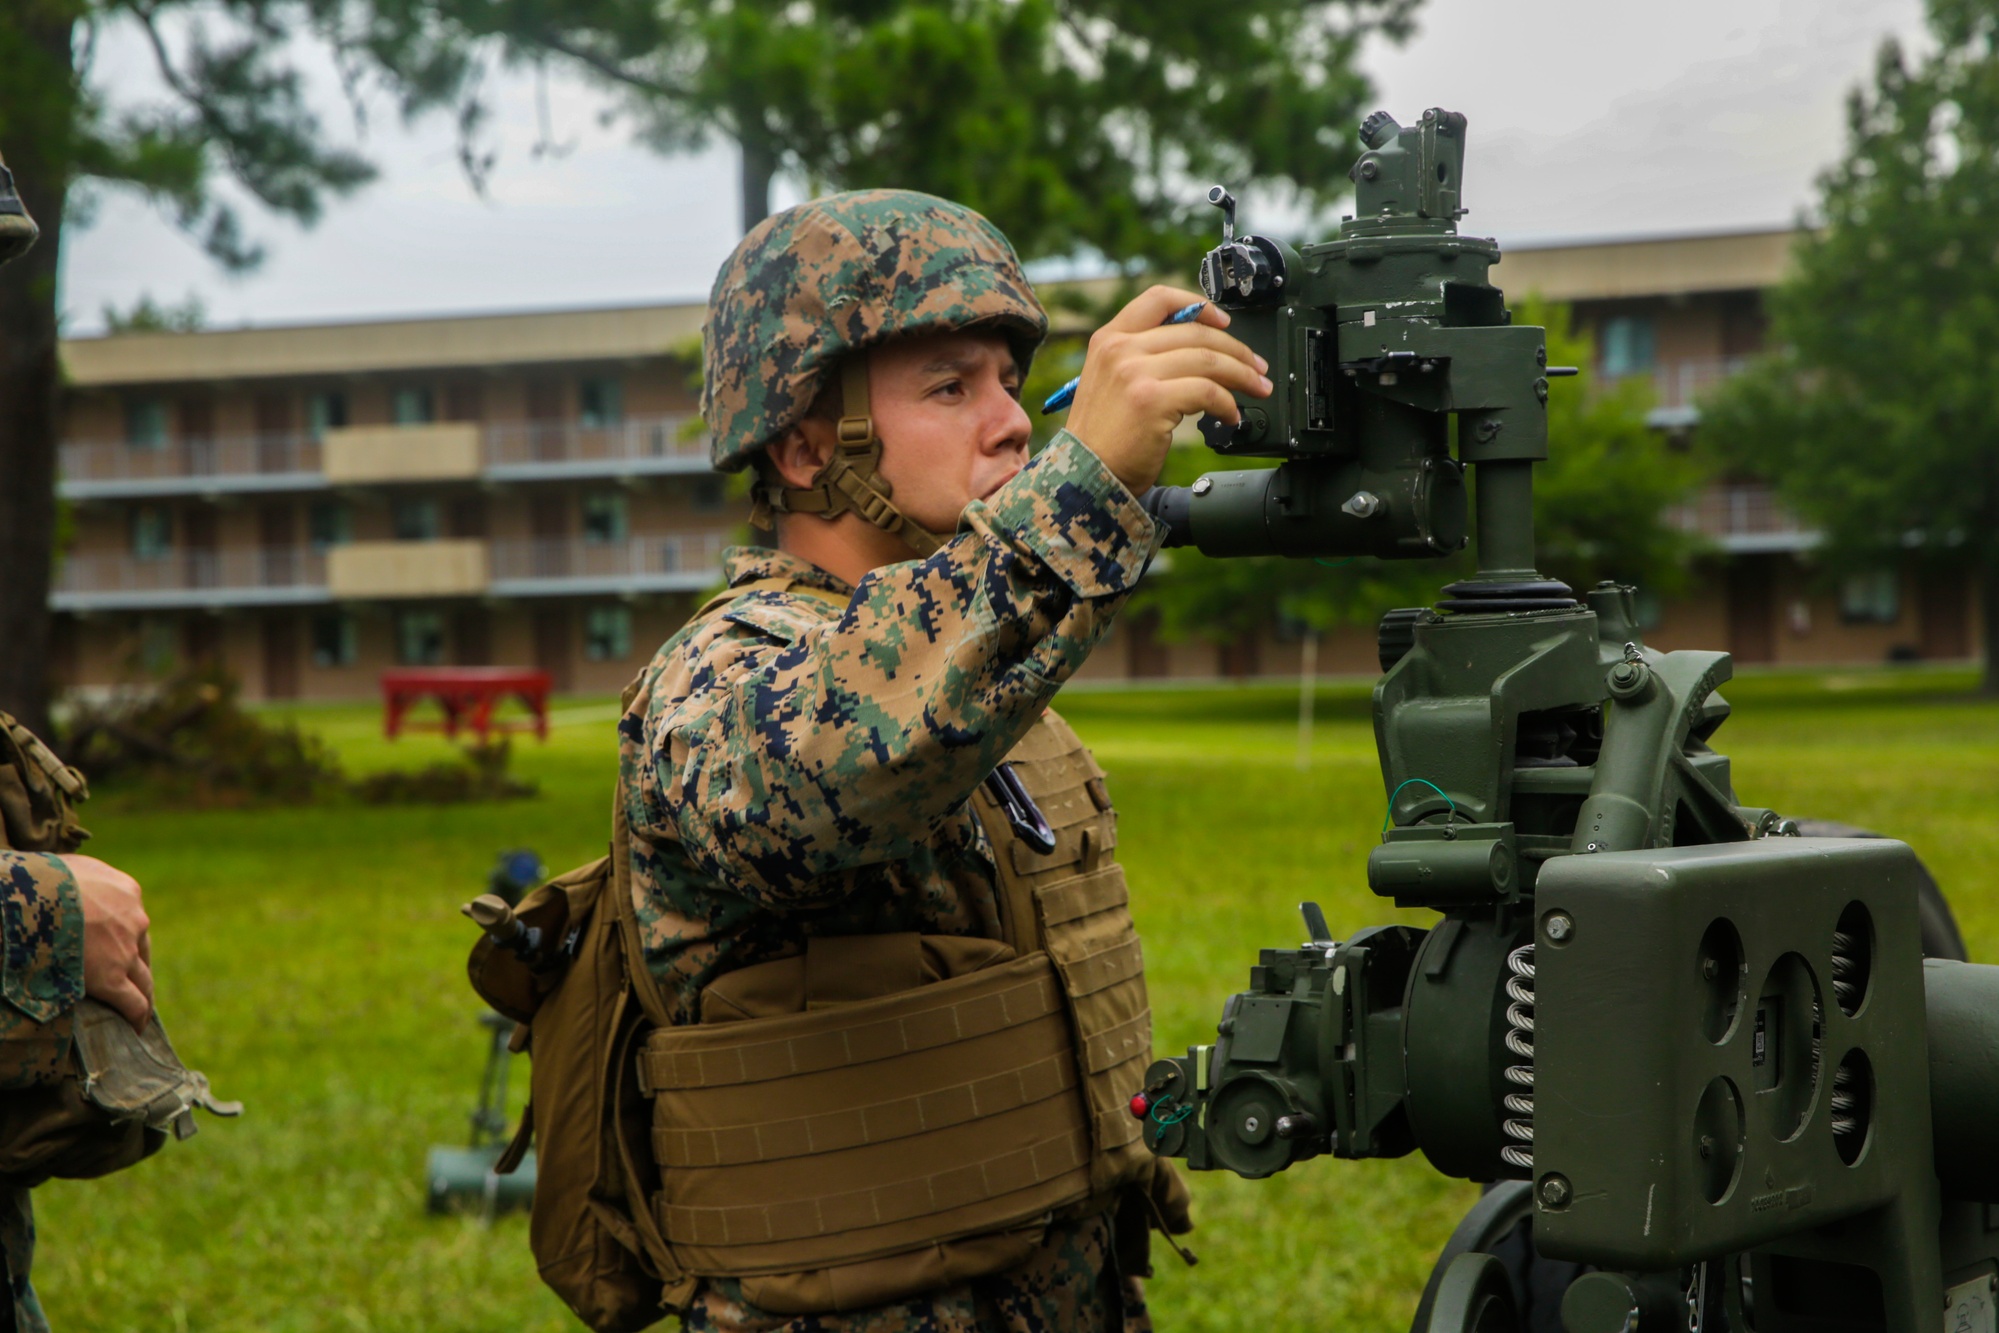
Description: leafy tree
564,0,1418,245
102,292,206,334
1133,297,1704,647
2,0,1418,734
2,0,385,735
1699,3,1999,692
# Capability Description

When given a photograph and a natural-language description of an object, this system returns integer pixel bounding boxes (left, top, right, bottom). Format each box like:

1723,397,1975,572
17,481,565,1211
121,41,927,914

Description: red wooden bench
380,667,554,742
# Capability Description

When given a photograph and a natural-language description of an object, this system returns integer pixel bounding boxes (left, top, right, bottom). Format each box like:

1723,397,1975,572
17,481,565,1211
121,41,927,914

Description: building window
1840,569,1901,624
306,391,348,440
308,500,352,551
585,605,632,662
581,492,627,544
310,612,358,667
130,506,173,561
691,477,725,512
578,377,624,429
1600,315,1656,377
392,387,434,426
395,610,446,665
392,497,442,541
125,398,168,449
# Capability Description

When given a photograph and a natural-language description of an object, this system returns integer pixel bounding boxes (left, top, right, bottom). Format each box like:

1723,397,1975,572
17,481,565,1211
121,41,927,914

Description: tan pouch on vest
973,713,1158,1199
639,932,1096,1313
472,842,695,1333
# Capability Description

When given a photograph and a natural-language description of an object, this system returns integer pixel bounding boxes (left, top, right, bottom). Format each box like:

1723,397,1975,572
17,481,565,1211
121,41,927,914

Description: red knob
1129,1093,1151,1120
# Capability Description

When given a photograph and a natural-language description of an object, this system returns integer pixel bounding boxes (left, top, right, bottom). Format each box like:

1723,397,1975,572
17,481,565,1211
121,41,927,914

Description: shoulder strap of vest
690,572,850,627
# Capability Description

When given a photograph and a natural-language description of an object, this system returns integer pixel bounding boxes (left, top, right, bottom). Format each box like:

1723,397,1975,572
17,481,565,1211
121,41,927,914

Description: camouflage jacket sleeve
0,852,84,1088
634,431,1160,906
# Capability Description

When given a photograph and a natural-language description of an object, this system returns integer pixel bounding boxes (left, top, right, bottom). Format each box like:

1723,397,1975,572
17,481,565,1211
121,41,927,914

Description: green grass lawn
30,666,1999,1332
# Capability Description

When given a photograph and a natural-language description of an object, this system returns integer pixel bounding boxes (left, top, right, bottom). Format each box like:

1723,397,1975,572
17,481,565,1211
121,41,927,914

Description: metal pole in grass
1296,628,1318,771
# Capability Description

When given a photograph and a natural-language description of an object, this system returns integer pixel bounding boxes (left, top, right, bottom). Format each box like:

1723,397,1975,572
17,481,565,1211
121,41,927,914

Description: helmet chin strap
759,354,948,559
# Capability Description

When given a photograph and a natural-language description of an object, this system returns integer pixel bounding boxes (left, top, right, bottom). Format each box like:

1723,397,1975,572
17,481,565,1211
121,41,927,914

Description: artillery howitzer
1136,109,1993,1333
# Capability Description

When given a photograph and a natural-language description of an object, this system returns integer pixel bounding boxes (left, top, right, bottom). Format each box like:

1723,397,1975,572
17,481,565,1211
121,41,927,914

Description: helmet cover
701,189,1048,472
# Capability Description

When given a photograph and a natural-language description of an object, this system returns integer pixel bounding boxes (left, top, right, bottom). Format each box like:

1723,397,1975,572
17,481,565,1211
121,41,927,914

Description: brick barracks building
48,227,1982,702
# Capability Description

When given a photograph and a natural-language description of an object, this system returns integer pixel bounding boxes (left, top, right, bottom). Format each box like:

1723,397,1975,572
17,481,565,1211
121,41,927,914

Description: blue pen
1040,300,1208,415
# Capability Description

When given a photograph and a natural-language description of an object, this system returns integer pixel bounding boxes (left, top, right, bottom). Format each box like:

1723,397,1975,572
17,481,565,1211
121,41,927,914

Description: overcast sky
56,0,1928,336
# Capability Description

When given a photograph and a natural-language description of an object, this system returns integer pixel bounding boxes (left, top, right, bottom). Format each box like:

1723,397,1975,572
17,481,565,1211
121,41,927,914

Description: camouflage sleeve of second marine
630,431,1161,906
0,851,84,1088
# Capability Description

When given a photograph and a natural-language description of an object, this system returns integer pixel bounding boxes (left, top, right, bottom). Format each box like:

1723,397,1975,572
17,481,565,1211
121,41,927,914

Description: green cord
1149,1096,1196,1127
1383,778,1457,832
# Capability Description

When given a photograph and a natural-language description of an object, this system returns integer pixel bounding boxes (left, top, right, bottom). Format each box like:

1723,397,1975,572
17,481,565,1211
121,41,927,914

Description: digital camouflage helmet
701,189,1047,555
0,149,40,268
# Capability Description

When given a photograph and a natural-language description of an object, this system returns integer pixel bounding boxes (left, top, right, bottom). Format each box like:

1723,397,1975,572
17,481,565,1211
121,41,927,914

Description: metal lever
1208,184,1237,243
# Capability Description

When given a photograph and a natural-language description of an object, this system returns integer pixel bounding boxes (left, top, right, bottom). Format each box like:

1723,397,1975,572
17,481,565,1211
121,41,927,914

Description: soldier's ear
767,418,837,490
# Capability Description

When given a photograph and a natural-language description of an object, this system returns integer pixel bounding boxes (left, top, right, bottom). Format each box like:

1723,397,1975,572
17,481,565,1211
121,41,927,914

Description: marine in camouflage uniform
1,852,84,1333
619,191,1175,1333
0,146,70,1333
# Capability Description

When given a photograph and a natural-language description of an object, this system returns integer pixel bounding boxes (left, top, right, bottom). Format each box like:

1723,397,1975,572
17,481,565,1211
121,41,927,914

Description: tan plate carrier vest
470,576,1173,1327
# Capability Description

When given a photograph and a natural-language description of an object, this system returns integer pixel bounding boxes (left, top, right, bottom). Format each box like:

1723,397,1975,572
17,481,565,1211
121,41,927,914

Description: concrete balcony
1601,356,1754,429
323,423,483,484
326,539,489,599
52,547,330,612
487,533,726,597
57,434,327,501
58,414,708,499
482,415,707,480
1667,481,1819,554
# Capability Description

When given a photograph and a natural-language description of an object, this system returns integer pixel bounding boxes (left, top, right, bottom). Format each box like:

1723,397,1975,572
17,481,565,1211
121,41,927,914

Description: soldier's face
869,331,1032,533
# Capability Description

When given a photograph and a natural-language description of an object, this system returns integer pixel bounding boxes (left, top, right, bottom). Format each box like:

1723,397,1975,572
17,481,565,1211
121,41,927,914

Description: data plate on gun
1945,1274,1997,1333
1229,996,1294,1064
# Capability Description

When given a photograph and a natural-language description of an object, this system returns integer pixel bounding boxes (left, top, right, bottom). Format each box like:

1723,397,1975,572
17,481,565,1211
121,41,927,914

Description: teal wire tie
1149,1096,1196,1127
1383,778,1457,832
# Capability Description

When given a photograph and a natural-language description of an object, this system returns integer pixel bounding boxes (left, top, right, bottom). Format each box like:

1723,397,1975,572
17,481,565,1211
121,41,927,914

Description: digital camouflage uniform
0,852,84,1333
0,155,62,1333
619,429,1164,1333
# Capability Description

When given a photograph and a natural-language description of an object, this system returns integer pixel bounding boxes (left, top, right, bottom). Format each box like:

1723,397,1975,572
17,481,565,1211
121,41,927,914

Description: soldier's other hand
1064,285,1271,496
73,854,153,1030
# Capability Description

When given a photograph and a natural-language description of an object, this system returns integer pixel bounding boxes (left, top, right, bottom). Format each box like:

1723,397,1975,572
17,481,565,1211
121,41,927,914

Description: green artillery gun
425,849,543,1217
1136,108,1996,1333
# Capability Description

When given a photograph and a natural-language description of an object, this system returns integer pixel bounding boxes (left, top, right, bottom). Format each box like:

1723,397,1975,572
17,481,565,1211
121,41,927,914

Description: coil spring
1831,929,1860,1010
1828,927,1861,1145
1501,943,1535,1171
1830,1059,1861,1140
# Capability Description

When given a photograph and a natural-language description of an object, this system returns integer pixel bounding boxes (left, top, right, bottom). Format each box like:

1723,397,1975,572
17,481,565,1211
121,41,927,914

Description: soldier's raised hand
1064,284,1271,496
72,854,153,1030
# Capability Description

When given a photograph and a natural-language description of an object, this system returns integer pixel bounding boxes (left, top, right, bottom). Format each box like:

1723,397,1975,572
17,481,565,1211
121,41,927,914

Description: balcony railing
58,433,325,497
1648,357,1752,410
1666,482,1818,553
52,547,330,611
488,532,727,595
58,414,707,496
479,416,706,478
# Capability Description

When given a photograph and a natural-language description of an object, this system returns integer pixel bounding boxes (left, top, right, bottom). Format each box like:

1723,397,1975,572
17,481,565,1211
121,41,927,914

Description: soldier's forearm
0,853,85,1086
663,434,1161,901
